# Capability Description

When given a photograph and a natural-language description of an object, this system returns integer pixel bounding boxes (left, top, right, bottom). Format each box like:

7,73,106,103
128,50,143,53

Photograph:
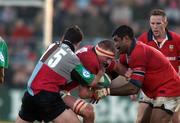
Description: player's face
75,42,81,51
150,15,167,38
113,35,127,54
98,56,112,68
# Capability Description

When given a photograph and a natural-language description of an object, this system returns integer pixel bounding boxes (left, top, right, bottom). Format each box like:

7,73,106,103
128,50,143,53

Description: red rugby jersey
62,45,101,91
120,41,180,99
138,30,180,72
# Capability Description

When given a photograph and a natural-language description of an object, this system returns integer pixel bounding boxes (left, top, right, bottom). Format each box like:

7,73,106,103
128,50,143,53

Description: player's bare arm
0,68,4,84
109,77,140,96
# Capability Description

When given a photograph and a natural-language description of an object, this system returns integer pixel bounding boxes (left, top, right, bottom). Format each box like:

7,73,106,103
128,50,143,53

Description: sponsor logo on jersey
82,68,90,78
169,45,174,52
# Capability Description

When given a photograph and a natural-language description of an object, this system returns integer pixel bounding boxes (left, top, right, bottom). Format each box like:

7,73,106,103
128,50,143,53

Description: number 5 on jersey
48,49,67,68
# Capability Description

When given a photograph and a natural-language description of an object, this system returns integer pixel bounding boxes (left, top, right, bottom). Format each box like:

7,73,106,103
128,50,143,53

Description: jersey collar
62,40,75,52
147,29,172,42
128,38,137,56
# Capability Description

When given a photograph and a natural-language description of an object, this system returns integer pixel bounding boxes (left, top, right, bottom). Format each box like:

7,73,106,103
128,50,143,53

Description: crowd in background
0,0,180,88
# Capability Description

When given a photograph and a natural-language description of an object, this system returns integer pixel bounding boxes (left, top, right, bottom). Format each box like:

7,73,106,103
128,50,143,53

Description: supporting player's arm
0,68,4,84
78,86,94,99
71,64,111,88
109,77,140,96
92,75,141,100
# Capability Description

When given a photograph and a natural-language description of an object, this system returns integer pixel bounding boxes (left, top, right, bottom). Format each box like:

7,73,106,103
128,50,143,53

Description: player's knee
82,104,95,119
172,113,180,123
135,116,143,123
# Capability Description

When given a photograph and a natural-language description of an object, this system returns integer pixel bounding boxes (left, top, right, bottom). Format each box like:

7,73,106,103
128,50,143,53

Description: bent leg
135,102,152,123
79,103,95,123
150,108,172,123
63,95,95,123
53,109,80,123
172,106,180,123
16,116,32,123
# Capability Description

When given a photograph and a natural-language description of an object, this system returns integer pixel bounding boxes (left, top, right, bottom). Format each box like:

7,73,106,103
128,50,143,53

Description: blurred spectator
1,7,17,25
0,22,6,38
11,19,33,42
165,0,180,25
12,64,28,88
90,0,107,7
83,4,109,38
110,1,133,26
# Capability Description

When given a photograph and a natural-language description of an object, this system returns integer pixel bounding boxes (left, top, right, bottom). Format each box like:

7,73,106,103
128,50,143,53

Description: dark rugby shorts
19,90,69,122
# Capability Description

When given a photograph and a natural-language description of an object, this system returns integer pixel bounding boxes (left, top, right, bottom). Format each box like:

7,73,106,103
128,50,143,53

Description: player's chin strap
73,99,88,114
95,44,115,59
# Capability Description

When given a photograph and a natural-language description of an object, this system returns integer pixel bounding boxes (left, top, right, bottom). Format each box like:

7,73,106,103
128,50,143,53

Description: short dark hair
63,25,83,44
112,25,134,40
150,9,166,17
98,39,116,54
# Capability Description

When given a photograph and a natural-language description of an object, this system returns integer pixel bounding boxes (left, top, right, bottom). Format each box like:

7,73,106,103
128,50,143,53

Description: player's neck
155,34,166,43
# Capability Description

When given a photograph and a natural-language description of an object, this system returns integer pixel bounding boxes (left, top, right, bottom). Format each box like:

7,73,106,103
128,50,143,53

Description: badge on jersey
169,45,174,52
74,64,95,85
82,68,91,78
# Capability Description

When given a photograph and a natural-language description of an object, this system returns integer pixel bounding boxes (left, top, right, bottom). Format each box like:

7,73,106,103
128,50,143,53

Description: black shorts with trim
19,90,69,122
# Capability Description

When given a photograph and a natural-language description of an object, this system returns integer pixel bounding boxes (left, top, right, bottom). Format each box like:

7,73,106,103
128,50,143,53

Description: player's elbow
129,80,141,94
128,83,140,94
130,87,139,94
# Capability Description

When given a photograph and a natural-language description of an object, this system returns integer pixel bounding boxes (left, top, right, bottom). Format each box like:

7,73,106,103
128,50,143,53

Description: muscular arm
109,75,140,96
78,86,93,99
71,64,111,88
114,62,128,76
71,64,103,87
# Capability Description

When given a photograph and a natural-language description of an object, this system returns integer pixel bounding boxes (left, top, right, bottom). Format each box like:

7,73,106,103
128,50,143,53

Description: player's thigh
136,92,153,123
136,103,152,123
53,109,80,123
172,105,180,123
151,97,179,123
150,108,172,123
136,103,152,118
137,102,150,117
16,116,32,123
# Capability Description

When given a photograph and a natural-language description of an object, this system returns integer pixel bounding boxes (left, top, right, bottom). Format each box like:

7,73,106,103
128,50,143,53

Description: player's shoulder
137,32,149,42
169,31,180,39
76,45,94,55
0,37,6,44
134,42,150,53
139,32,148,37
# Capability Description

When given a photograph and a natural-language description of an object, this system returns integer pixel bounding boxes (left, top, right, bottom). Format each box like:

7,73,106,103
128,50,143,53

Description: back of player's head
150,9,166,17
98,40,116,54
95,39,115,59
63,25,83,44
112,25,134,40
